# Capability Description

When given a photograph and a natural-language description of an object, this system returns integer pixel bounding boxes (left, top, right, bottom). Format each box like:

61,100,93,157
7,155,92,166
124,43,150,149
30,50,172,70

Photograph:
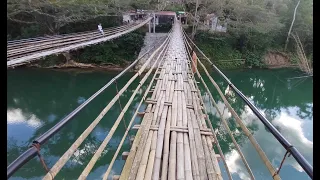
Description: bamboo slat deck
119,22,222,180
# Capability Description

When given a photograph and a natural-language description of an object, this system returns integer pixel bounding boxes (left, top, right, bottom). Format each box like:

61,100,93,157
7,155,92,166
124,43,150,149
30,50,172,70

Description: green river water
7,68,313,180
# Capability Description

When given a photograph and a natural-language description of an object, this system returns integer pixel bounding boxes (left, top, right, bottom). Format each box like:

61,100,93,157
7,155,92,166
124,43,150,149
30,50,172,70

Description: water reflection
7,69,141,179
7,68,312,180
201,69,313,180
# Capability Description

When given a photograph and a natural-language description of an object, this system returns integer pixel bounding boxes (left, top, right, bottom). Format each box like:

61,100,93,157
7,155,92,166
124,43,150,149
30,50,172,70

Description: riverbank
26,60,128,71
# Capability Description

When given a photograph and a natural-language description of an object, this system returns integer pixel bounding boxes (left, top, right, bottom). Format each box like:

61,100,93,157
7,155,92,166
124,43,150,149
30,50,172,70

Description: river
7,68,313,180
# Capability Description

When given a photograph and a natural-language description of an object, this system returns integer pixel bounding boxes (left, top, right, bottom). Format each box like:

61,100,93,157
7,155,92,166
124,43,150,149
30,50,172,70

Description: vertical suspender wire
42,29,172,180
102,31,171,180
181,28,233,180
183,29,281,180
115,80,128,130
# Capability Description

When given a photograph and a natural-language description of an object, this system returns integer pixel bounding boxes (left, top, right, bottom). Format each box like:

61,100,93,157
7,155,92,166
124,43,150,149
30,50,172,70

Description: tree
284,0,300,51
7,0,118,34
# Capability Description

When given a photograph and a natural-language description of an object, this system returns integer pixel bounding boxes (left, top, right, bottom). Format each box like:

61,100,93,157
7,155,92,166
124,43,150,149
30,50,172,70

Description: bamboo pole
153,105,169,179
201,135,215,180
102,43,167,180
181,28,231,180
190,70,223,180
187,67,218,180
168,37,179,179
168,82,178,180
128,33,171,179
136,131,154,179
128,92,164,180
176,58,185,180
119,104,153,180
190,108,207,180
160,107,172,180
126,32,173,180
42,27,172,180
206,136,222,180
187,49,249,180
182,78,192,180
187,109,200,180
183,29,280,179
196,54,279,180
144,131,158,180
154,62,173,179
78,37,171,180
161,72,174,180
184,133,193,180
189,79,216,180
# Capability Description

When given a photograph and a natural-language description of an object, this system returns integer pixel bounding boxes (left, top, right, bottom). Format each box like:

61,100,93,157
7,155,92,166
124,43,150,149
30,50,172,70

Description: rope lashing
30,142,54,179
273,146,293,177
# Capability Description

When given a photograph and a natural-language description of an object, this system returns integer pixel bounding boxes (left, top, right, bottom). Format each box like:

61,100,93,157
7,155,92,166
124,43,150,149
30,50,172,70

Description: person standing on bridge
98,23,104,35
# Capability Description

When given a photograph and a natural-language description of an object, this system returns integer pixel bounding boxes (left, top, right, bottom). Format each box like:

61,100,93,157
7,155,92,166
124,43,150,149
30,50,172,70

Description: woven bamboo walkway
118,22,222,180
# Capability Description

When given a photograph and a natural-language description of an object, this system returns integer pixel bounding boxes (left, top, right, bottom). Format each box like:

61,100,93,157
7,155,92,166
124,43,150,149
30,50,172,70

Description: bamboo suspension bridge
7,16,313,180
7,17,153,68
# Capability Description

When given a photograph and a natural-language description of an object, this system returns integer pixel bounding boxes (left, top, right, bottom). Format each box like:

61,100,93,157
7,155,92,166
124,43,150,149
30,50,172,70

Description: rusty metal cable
31,143,54,180
273,146,293,177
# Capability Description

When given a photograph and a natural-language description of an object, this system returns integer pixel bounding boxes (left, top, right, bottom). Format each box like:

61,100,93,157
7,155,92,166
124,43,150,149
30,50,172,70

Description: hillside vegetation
7,0,312,71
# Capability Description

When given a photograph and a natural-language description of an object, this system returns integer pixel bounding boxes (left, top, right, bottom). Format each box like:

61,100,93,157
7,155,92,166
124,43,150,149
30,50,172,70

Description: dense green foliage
8,16,122,40
7,0,312,69
7,0,148,67
155,23,172,33
185,0,312,69
74,29,145,65
34,29,146,67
